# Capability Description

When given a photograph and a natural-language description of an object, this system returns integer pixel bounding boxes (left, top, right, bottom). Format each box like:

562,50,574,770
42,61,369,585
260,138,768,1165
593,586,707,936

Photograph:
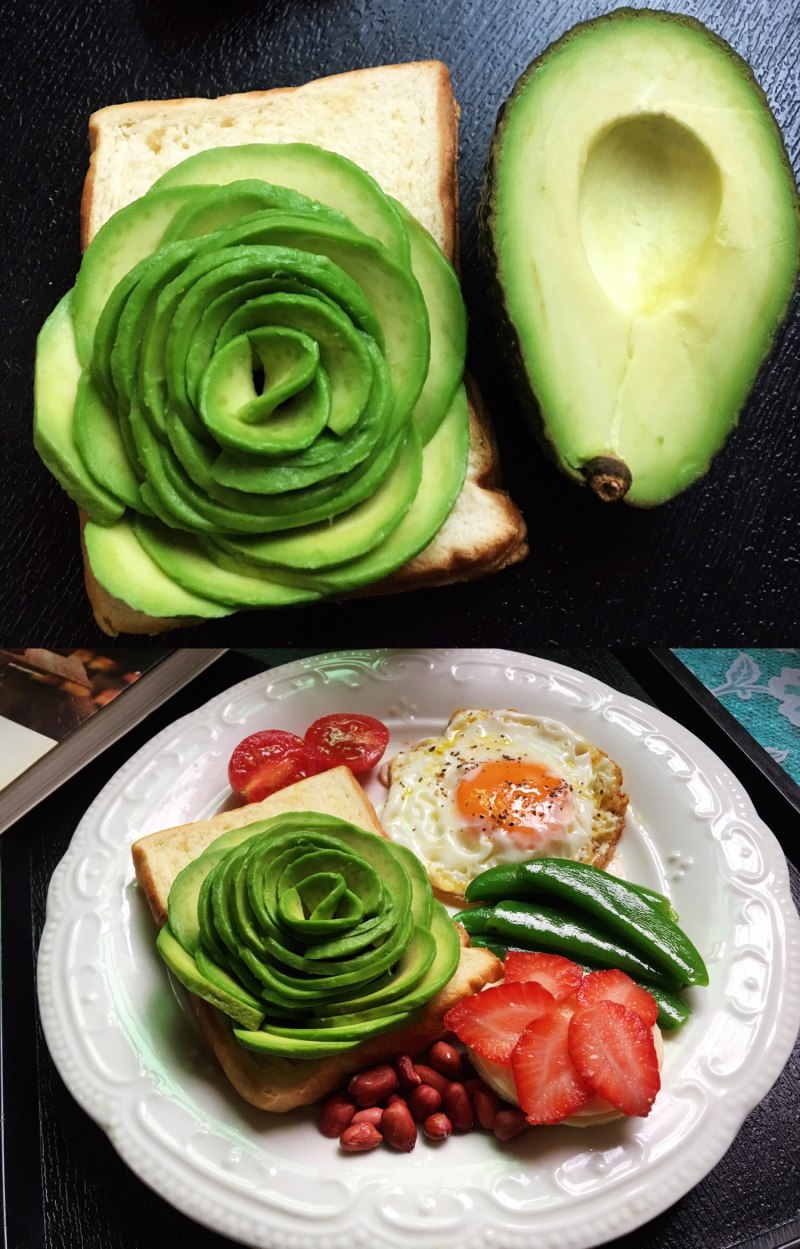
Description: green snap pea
466,935,690,1031
618,880,679,922
456,901,682,991
464,858,706,987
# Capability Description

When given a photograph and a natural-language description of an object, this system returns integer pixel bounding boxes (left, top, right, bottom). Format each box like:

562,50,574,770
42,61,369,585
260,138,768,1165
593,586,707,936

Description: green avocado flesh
160,811,461,1057
482,10,800,505
35,145,469,619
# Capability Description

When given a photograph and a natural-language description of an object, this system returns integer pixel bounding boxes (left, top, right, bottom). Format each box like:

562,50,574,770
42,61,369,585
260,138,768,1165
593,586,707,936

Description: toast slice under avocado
74,61,527,635
132,766,503,1112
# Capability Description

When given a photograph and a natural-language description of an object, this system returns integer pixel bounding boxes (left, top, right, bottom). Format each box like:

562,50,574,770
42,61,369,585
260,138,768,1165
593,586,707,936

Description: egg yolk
455,761,572,840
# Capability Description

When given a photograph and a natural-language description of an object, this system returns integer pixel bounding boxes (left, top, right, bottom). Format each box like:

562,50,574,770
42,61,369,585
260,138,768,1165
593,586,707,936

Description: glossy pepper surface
464,858,707,986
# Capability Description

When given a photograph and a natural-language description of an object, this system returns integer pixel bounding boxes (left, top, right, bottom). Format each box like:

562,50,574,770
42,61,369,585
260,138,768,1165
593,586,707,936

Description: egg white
380,709,625,896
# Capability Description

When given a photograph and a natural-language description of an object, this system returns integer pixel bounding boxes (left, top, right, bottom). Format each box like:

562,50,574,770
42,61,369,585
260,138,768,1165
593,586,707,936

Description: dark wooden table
2,649,799,1249
2,0,799,645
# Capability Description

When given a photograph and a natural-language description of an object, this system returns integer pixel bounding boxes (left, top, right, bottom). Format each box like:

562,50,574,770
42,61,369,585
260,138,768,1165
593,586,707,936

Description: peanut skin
409,1084,443,1122
351,1107,384,1127
443,1082,474,1132
340,1121,383,1152
395,1053,422,1093
348,1064,399,1108
413,1063,450,1096
473,1087,501,1131
318,1093,357,1138
381,1099,417,1152
493,1109,528,1141
427,1041,463,1078
423,1113,452,1141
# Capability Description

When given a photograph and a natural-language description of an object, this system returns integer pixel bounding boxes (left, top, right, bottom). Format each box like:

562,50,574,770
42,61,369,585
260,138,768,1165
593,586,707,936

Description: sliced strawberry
512,1009,592,1125
576,969,658,1027
568,1000,660,1117
503,951,583,1001
444,982,556,1065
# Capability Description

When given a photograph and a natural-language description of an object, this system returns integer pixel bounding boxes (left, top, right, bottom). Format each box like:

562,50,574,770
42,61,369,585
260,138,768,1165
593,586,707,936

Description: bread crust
82,61,459,260
362,377,528,597
131,767,503,1111
80,511,205,636
81,381,529,635
191,935,501,1112
77,61,527,635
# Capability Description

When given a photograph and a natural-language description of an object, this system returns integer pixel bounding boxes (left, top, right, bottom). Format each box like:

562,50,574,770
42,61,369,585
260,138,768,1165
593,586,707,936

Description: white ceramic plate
37,649,800,1249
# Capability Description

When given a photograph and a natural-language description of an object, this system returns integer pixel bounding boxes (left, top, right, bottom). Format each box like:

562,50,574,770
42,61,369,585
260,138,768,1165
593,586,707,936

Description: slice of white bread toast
78,61,528,635
132,765,503,1112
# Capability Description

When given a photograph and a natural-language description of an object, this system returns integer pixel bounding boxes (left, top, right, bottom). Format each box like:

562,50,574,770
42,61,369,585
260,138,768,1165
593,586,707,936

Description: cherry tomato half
228,729,324,803
304,713,390,775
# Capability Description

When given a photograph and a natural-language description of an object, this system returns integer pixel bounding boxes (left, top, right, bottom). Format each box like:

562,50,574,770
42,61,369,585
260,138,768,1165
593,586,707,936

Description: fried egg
380,709,627,896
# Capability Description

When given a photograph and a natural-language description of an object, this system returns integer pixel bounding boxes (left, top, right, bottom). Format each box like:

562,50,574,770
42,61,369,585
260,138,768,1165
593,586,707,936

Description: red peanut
473,1087,501,1131
464,1077,489,1097
423,1113,452,1141
348,1064,399,1107
493,1109,528,1141
443,1082,473,1131
427,1040,463,1078
395,1053,422,1092
340,1121,383,1152
409,1084,442,1121
381,1099,417,1152
318,1093,357,1138
351,1106,384,1127
413,1063,450,1096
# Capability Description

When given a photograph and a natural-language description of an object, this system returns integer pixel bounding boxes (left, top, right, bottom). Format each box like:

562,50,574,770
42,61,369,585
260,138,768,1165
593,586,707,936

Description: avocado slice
34,295,125,526
157,924,264,1030
154,143,410,260
161,811,464,1054
36,143,471,620
482,10,799,505
313,904,461,1023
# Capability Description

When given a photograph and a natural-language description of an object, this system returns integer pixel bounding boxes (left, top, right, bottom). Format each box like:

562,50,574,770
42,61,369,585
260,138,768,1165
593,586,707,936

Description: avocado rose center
33,145,470,619
157,811,461,1056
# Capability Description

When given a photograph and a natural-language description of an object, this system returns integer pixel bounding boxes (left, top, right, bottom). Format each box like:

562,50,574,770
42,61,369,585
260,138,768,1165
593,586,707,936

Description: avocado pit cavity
578,114,723,316
481,10,800,506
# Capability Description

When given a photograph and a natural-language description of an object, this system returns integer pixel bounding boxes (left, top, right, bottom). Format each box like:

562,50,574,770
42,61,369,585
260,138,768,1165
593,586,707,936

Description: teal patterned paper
674,649,800,785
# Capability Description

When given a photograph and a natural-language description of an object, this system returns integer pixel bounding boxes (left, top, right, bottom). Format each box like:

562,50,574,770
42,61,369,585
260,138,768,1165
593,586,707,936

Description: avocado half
480,9,800,506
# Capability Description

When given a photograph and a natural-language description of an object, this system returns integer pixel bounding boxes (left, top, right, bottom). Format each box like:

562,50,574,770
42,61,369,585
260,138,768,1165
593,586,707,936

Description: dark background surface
1,0,799,646
2,648,799,1249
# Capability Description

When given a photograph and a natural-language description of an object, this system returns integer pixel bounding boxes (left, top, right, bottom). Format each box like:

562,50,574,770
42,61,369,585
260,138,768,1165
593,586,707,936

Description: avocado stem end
583,456,632,503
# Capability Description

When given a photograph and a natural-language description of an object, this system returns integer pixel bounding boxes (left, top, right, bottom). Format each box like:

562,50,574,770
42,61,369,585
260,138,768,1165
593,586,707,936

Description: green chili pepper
456,901,682,990
464,858,706,987
618,880,679,922
466,935,690,1031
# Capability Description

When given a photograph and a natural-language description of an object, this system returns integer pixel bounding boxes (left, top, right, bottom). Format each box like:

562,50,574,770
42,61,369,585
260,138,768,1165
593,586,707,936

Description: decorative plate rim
36,648,800,1249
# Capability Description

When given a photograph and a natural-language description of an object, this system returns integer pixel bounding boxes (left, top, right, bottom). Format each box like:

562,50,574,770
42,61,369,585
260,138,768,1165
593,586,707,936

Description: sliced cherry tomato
304,713,390,775
228,729,324,803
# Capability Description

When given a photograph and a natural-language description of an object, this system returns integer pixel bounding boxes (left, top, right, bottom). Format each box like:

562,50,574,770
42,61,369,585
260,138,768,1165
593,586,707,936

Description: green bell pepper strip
464,858,705,986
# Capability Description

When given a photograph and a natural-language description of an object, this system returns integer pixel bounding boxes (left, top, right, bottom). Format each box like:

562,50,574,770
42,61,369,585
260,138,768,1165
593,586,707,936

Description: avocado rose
34,145,470,619
157,811,461,1056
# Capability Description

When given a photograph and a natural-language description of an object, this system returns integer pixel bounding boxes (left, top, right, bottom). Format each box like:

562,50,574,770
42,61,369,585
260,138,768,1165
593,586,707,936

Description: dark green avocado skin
478,8,800,507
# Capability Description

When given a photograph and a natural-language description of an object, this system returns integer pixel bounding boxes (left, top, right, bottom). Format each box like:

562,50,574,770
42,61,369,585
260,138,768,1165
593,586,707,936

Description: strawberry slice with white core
503,951,583,1001
512,1008,592,1125
444,981,556,1065
575,969,659,1027
568,1000,661,1117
